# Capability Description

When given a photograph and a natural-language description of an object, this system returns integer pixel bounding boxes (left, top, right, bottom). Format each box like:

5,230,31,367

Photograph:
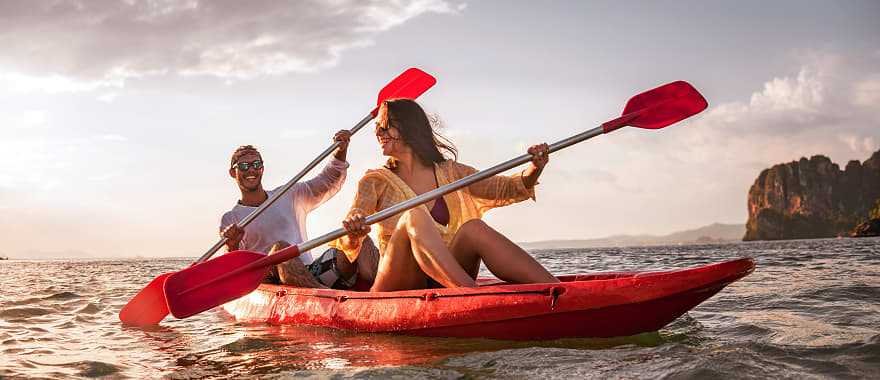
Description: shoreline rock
744,150,880,241
851,218,880,237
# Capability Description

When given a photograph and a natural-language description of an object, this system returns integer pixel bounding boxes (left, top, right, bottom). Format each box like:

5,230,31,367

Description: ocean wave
73,361,121,378
0,307,54,319
77,303,102,314
44,292,81,301
220,337,276,353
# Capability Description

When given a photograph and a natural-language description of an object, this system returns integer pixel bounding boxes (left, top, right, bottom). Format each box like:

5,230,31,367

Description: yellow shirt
332,160,536,262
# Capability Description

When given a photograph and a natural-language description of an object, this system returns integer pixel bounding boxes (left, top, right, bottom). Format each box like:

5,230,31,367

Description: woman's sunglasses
374,123,399,139
233,160,263,171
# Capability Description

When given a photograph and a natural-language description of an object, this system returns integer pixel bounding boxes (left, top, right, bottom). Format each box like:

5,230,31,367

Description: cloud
0,71,125,94
623,51,880,168
97,92,121,103
699,54,848,136
853,75,880,107
748,66,824,112
0,0,463,88
6,110,49,129
0,133,128,190
839,135,878,155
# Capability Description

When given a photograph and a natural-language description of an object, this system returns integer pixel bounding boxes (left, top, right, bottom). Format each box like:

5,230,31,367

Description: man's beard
240,179,261,193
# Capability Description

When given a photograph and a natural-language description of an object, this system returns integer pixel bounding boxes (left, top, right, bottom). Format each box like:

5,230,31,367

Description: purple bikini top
430,196,450,226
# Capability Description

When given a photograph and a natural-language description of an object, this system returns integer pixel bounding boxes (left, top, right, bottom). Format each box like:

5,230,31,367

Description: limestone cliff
851,200,880,237
743,150,880,241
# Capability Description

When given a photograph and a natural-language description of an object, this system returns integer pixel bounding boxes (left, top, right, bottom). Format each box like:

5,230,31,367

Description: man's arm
332,130,349,162
295,130,351,211
219,213,244,252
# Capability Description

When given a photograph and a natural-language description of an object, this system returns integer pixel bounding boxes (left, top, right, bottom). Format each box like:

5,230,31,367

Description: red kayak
221,258,754,340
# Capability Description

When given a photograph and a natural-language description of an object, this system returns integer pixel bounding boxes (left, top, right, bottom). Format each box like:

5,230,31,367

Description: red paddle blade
602,81,708,132
371,67,437,116
118,272,172,326
164,251,268,319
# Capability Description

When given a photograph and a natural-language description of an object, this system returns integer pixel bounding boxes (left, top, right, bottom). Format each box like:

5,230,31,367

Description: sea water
1,237,878,379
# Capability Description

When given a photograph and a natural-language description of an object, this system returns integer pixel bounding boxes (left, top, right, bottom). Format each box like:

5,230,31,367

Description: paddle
118,68,437,326
163,80,709,320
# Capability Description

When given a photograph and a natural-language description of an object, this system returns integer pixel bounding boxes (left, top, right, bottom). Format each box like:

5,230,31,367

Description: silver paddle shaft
196,113,374,263
295,125,606,254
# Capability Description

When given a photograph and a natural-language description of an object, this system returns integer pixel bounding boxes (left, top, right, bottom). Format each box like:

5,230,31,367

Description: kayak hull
222,258,754,340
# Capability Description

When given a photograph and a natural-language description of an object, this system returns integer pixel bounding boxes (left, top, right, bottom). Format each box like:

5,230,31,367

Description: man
220,130,377,289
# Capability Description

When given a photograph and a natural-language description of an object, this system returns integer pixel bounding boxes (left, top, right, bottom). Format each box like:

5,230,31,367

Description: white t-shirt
219,158,348,265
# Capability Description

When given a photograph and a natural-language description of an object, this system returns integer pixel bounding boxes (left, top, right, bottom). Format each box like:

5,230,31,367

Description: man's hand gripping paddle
118,68,437,326
163,80,708,320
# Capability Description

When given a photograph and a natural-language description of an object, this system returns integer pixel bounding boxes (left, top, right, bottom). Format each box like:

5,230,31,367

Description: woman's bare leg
371,209,477,291
370,218,427,291
449,220,559,284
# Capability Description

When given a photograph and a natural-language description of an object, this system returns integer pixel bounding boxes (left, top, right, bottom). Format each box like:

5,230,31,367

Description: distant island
744,149,880,240
519,223,745,250
3,249,95,260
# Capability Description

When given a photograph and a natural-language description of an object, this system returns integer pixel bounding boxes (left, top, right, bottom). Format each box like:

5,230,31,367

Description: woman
334,98,559,291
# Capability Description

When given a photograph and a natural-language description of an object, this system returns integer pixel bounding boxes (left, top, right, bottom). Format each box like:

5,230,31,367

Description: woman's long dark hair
382,98,457,169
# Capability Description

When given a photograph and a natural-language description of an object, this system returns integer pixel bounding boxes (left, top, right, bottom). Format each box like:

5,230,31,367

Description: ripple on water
77,303,101,315
0,307,54,319
44,292,81,301
22,359,122,379
746,341,869,378
175,353,202,367
75,315,96,323
5,297,43,306
221,337,276,353
720,321,775,340
801,284,880,302
313,366,467,379
444,347,632,379
164,367,215,379
835,334,880,368
53,320,76,329
73,361,121,378
29,326,49,332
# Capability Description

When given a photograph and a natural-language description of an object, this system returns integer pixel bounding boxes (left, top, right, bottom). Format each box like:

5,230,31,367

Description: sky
1,0,878,258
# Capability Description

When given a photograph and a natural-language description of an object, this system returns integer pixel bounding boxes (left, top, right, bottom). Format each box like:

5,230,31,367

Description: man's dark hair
230,145,261,168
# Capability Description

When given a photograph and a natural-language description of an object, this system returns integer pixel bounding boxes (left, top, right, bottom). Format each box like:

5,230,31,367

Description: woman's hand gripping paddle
118,68,437,326
162,80,708,320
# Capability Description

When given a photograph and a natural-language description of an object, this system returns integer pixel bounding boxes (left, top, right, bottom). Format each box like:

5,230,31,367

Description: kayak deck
222,258,755,340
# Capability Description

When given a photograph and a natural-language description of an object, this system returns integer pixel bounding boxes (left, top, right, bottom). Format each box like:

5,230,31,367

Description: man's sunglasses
233,160,263,171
